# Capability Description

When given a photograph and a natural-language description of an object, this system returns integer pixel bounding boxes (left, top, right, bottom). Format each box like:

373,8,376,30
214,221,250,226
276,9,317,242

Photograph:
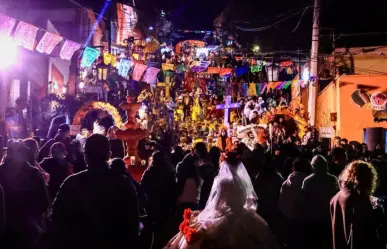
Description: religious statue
191,89,202,121
254,102,266,117
182,92,193,121
166,97,176,131
175,95,184,122
137,104,148,130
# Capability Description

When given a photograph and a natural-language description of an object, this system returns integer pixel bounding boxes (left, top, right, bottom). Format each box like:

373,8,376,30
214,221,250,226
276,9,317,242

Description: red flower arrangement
179,209,202,245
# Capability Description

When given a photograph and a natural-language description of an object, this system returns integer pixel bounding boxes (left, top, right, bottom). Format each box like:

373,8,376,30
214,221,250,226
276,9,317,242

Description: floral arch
260,106,308,138
72,101,123,128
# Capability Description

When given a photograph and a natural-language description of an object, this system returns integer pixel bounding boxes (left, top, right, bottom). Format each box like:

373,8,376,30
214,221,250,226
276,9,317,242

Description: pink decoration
36,32,63,54
261,83,268,94
142,67,160,84
60,40,81,60
132,63,147,81
0,14,16,37
14,21,39,50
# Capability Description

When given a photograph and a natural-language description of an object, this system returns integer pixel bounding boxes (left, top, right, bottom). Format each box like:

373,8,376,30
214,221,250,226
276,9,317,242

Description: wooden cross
216,96,240,127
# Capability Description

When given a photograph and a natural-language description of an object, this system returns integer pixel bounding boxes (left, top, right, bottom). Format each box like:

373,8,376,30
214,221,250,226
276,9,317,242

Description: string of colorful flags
0,13,95,62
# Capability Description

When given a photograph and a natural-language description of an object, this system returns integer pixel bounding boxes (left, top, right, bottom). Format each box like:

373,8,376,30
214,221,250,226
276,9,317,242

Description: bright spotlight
78,82,85,89
62,86,68,94
252,45,260,52
148,26,154,30
0,36,18,69
302,67,310,81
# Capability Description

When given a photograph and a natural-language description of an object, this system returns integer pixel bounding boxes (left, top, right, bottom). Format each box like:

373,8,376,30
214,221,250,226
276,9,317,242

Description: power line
289,6,311,33
235,6,312,32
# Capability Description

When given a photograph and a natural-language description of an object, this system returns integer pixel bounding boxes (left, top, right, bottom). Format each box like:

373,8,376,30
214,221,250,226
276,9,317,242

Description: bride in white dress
165,151,277,249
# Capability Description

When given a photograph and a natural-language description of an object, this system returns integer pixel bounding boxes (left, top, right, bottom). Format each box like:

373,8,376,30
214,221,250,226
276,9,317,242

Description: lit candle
130,156,135,166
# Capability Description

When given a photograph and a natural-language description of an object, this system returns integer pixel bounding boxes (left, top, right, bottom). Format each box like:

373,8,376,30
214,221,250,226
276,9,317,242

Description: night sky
7,0,387,51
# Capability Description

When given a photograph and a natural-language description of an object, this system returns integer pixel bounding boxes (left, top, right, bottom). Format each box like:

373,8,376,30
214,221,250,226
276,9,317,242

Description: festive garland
179,209,204,245
72,101,123,128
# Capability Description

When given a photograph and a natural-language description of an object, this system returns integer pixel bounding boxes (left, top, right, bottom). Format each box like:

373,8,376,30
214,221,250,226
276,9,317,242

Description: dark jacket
301,155,339,220
0,160,49,249
198,163,218,209
40,157,72,200
47,167,139,249
141,164,176,220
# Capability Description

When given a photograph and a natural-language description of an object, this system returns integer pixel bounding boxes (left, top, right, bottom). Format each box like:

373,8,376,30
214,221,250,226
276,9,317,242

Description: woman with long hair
331,161,385,249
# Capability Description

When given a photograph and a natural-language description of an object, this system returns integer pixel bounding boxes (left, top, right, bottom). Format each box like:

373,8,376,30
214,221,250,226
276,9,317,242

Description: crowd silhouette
0,124,386,249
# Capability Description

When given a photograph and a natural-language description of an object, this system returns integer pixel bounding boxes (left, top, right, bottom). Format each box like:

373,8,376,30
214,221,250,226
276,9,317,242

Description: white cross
216,96,240,127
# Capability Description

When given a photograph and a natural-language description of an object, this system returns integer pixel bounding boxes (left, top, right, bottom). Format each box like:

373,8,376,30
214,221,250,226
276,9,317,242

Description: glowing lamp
62,86,68,94
148,26,154,30
302,67,310,82
252,45,260,52
78,81,85,89
130,156,135,165
0,36,18,69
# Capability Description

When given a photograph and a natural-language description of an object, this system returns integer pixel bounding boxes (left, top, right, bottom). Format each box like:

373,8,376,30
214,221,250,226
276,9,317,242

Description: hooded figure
301,155,339,220
300,155,339,249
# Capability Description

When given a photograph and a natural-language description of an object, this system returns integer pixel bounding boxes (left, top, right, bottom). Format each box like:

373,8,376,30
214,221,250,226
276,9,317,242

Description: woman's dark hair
194,142,208,160
225,150,241,166
209,146,221,167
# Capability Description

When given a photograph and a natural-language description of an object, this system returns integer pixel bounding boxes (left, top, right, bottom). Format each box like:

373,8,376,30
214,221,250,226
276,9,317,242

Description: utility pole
308,0,320,126
332,30,336,77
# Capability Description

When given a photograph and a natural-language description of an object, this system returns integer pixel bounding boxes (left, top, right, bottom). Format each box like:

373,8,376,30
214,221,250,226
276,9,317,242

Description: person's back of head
23,138,39,156
260,152,276,174
84,134,111,169
332,147,347,162
150,151,167,168
311,155,329,174
50,142,67,159
293,157,312,174
208,146,221,166
4,141,29,165
194,142,208,160
339,160,378,195
110,158,128,176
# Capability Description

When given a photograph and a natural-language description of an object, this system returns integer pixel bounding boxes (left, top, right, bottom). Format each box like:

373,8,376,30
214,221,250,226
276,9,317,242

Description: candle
130,156,135,166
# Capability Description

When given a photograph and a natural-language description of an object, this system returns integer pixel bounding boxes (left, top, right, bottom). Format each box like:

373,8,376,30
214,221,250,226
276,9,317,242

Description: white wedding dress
165,161,277,249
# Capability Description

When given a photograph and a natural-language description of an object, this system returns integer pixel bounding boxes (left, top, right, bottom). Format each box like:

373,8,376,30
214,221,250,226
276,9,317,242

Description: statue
115,95,149,167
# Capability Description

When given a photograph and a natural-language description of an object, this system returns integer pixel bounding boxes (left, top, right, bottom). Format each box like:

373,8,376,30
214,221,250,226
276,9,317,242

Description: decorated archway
260,106,308,138
73,101,123,128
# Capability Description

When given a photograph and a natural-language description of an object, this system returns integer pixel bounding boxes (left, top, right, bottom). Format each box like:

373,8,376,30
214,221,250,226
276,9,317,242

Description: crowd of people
0,120,386,249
